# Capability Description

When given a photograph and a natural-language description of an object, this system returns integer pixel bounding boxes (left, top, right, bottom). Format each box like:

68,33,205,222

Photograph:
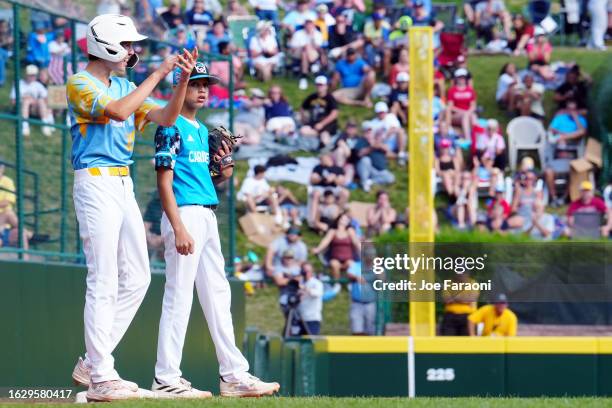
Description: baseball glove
208,126,241,177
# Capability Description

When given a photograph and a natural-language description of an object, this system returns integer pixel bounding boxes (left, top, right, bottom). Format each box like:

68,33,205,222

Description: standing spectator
312,212,361,284
206,19,230,54
355,122,395,192
348,257,377,336
509,14,534,56
185,0,214,29
300,76,339,147
265,227,308,278
496,63,519,109
588,0,608,50
439,273,480,336
249,21,283,82
510,74,545,118
160,0,185,29
237,165,284,224
544,100,587,206
328,13,364,59
525,200,555,240
369,101,407,165
282,0,317,34
26,22,53,70
331,47,375,107
554,65,590,112
289,19,326,90
566,181,608,236
264,85,296,138
48,30,71,85
366,190,397,237
250,0,280,26
0,19,13,87
526,29,554,81
446,68,477,140
389,71,409,126
10,65,55,137
308,153,349,223
298,262,324,335
468,294,518,337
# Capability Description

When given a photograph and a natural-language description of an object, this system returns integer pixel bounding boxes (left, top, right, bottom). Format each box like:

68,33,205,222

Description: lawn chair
572,212,602,239
227,15,259,53
507,116,547,172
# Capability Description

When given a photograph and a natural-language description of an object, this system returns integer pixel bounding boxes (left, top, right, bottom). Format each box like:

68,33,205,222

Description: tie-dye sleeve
66,73,113,120
154,125,181,170
130,82,160,132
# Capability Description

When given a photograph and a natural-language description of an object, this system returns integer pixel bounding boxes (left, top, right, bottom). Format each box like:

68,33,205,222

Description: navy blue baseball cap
173,61,220,86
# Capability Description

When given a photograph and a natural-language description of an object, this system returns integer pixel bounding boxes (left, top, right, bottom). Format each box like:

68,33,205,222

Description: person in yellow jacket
468,293,518,337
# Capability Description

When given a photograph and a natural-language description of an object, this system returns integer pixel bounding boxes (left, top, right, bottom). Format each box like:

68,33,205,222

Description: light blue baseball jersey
154,115,218,207
66,70,158,170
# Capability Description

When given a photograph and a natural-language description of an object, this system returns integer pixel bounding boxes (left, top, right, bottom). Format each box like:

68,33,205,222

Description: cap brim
190,74,220,85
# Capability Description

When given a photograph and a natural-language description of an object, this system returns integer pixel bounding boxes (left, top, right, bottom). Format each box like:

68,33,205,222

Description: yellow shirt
442,279,479,315
469,305,518,337
0,175,16,214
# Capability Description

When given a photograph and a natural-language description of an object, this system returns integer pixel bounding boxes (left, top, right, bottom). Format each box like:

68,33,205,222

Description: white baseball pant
155,205,249,385
73,168,151,383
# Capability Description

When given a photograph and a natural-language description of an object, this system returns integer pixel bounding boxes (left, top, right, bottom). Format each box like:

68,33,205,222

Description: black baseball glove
208,126,241,177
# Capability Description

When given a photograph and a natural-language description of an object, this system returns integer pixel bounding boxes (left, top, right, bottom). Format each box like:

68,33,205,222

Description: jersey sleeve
130,82,160,132
66,74,113,121
468,306,484,324
154,125,181,170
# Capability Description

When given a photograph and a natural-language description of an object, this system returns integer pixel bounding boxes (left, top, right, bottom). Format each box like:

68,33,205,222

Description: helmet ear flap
126,53,139,68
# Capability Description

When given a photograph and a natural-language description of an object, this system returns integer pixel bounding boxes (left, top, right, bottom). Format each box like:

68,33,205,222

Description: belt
87,166,130,177
183,204,218,210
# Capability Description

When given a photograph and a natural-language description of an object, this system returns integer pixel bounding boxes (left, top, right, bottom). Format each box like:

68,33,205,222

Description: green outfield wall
0,260,245,393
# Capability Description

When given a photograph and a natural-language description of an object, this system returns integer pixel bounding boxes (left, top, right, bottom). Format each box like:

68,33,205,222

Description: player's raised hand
157,55,179,77
176,48,198,82
175,227,195,256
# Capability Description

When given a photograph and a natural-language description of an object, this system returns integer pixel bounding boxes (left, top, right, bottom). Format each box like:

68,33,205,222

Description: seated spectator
160,0,185,29
209,41,246,102
554,65,590,113
566,181,608,237
250,0,280,26
265,226,308,278
435,138,460,197
511,169,542,224
26,22,53,71
453,170,478,229
355,122,396,192
10,65,55,137
468,293,517,336
249,21,283,82
300,76,339,147
331,47,375,108
309,153,349,223
312,212,361,284
486,185,524,232
282,0,317,35
366,190,397,237
228,0,250,17
463,0,480,25
476,119,506,172
411,0,444,47
185,0,214,29
289,19,326,90
496,63,519,108
332,120,361,185
525,200,555,240
439,273,480,336
206,19,230,54
389,47,409,88
0,161,31,256
446,68,478,140
237,164,284,224
474,0,511,47
388,16,413,52
510,74,545,118
370,101,407,164
264,85,296,138
48,29,71,85
526,28,554,81
169,25,197,53
314,4,336,46
235,89,267,145
201,0,223,18
312,190,341,234
298,262,324,335
363,13,391,73
0,19,14,87
389,71,409,126
328,12,364,59
509,14,534,56
544,100,587,206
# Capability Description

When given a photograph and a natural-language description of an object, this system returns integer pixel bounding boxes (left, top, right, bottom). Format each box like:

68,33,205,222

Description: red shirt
447,85,476,111
567,196,607,217
487,198,511,219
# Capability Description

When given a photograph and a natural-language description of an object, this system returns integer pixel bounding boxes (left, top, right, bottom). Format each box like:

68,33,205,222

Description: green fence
0,0,237,271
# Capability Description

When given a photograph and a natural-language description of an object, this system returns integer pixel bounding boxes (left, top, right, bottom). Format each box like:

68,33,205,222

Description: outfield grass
1,397,611,407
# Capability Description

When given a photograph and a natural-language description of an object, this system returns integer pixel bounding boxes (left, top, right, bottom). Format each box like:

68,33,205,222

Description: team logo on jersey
189,150,209,163
186,134,195,142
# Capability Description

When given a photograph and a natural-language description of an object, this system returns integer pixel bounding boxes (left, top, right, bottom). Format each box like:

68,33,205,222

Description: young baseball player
151,63,280,398
67,14,197,402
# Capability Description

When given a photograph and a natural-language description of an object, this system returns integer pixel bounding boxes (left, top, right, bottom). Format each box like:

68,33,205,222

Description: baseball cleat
220,374,280,397
151,377,212,399
86,380,141,402
72,356,138,391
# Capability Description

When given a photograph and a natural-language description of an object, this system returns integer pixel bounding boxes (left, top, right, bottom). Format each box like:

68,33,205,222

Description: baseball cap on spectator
374,101,389,113
287,226,301,236
25,65,39,76
494,293,508,304
397,71,410,82
454,68,469,78
398,15,413,30
580,181,594,191
315,75,328,86
316,4,328,13
250,88,265,98
372,13,384,21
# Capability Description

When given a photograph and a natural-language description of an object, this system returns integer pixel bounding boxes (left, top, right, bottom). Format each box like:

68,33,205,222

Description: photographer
297,263,324,335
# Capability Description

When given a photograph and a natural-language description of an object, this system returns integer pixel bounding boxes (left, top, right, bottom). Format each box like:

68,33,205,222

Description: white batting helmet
87,14,147,67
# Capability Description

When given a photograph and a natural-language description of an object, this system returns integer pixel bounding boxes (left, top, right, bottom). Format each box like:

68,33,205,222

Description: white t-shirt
249,0,278,10
10,80,47,100
298,277,323,322
289,28,323,49
369,113,401,133
496,73,515,101
49,40,70,56
237,176,271,201
515,81,545,116
249,34,278,55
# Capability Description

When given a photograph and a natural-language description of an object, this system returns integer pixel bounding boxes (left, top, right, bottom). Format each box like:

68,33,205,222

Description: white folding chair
507,116,547,171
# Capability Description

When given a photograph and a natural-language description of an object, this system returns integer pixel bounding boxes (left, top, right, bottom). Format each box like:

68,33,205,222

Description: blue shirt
66,71,158,170
336,58,367,88
550,113,587,134
349,263,377,303
27,32,54,67
154,115,218,207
